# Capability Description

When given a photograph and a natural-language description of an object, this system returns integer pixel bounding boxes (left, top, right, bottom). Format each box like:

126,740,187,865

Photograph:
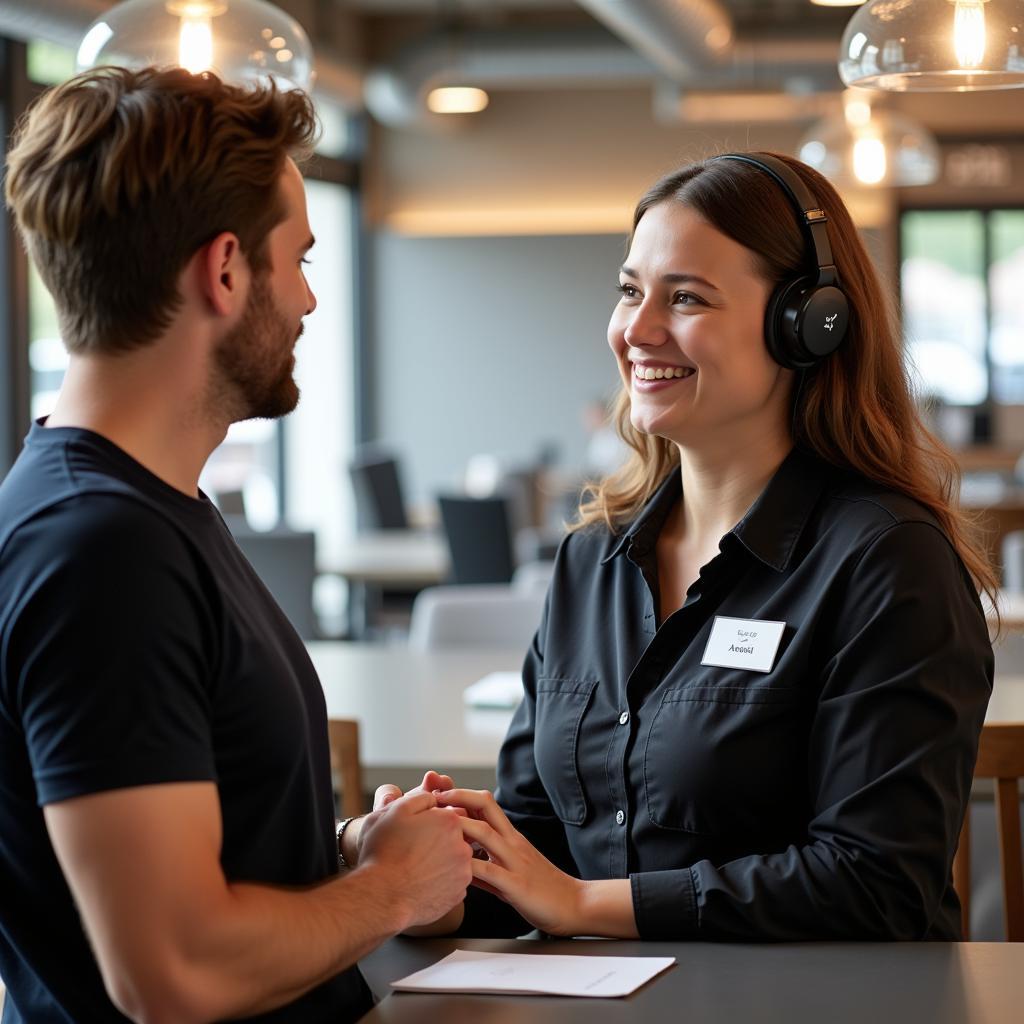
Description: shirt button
618,711,630,726
615,810,625,826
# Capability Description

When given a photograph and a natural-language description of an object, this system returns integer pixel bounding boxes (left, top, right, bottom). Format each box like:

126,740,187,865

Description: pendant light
798,91,941,186
426,86,490,114
838,0,1024,91
76,0,314,90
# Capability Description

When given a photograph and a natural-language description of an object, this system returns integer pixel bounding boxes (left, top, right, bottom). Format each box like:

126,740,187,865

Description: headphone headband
708,152,850,370
713,153,836,288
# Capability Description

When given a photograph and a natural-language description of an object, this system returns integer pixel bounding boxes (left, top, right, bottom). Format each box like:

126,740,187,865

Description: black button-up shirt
462,446,993,941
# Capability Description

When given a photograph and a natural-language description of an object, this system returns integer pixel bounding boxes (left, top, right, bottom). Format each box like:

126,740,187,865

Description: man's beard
211,273,301,422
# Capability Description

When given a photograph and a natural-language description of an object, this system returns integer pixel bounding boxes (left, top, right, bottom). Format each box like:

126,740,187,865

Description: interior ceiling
349,0,856,35
351,0,858,69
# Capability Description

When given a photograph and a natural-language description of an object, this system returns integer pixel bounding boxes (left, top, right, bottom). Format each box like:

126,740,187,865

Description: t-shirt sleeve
2,494,220,805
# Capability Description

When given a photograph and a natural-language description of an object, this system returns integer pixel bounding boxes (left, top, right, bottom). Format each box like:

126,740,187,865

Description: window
282,178,356,563
200,175,358,549
28,262,67,421
901,208,1024,407
25,40,75,426
26,40,75,87
197,172,358,553
990,211,1024,404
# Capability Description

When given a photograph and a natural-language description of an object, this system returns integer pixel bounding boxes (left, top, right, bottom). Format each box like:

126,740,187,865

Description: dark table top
358,936,1024,1023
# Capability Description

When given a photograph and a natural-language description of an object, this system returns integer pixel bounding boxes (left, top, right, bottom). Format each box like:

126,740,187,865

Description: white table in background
321,531,450,587
991,590,1024,632
308,642,522,792
307,641,1024,793
318,531,450,637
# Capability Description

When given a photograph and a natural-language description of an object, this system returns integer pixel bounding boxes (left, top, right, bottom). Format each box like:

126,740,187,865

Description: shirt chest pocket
533,677,598,826
642,684,803,838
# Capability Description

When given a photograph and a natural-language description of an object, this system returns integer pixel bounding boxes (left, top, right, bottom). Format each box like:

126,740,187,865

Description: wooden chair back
327,718,365,819
953,722,1024,940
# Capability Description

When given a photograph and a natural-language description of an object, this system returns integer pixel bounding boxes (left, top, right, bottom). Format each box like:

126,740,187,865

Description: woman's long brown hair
574,151,999,618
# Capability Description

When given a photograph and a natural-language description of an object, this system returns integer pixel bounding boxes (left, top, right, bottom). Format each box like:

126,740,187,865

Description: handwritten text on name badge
701,616,786,673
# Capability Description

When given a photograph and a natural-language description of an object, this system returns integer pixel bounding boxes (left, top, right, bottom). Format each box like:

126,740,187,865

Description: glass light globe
76,0,314,91
839,0,1024,91
798,107,941,187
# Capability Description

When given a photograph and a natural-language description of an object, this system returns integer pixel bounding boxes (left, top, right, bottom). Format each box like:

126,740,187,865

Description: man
0,66,471,1023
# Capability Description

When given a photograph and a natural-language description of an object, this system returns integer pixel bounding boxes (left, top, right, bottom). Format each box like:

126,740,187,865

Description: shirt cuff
630,867,700,939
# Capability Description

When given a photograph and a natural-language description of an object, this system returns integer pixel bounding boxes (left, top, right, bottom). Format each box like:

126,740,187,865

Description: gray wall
369,231,625,504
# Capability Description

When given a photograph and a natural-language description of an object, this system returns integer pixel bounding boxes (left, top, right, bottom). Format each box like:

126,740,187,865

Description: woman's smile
630,360,698,392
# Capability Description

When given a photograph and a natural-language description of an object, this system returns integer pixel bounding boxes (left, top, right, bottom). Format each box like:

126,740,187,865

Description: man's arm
45,782,472,1024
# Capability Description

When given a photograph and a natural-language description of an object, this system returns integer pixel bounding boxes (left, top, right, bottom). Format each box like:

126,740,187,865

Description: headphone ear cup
763,276,810,370
765,277,851,370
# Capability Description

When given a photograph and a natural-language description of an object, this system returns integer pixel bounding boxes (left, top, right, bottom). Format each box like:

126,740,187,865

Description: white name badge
701,616,786,674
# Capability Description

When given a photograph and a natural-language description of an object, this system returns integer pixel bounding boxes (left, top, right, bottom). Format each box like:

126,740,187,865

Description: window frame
1,38,34,474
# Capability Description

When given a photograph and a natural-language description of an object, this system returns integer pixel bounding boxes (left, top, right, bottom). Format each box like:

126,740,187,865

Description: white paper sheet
391,949,676,998
463,671,523,709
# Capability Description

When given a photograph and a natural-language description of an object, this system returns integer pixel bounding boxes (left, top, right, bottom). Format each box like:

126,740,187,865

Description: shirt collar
601,446,832,572
601,469,680,565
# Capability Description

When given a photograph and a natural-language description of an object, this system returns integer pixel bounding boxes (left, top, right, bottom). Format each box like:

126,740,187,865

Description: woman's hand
372,770,456,811
436,788,586,937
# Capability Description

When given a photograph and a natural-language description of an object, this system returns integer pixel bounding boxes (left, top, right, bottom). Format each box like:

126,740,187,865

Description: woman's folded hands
435,788,587,937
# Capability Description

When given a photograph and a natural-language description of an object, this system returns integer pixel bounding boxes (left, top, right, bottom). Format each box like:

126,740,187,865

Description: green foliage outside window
27,40,76,87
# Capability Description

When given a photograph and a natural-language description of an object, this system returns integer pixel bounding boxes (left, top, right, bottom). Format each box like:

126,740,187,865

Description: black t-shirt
0,422,372,1023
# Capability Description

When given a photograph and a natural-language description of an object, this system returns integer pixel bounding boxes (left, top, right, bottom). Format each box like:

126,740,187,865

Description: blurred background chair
347,448,428,637
213,488,247,518
954,722,1024,941
498,467,542,536
327,718,365,818
408,584,545,652
232,527,320,640
465,454,566,563
438,494,516,584
1004,531,1024,593
212,488,250,537
349,448,409,531
512,559,555,594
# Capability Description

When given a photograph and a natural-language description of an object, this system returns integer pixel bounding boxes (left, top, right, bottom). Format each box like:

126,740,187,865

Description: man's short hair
4,66,318,355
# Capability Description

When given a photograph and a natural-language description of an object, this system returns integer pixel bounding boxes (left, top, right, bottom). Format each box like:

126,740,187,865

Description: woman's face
608,200,792,449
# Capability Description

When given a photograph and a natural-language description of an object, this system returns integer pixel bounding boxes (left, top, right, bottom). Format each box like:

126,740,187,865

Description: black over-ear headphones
713,153,851,371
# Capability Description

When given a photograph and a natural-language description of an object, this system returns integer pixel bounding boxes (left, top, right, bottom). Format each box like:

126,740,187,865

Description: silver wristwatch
336,816,356,868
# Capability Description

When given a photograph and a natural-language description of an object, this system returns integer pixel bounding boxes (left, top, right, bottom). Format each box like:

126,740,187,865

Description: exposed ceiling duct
364,0,841,126
364,27,654,127
574,0,734,79
673,36,842,93
573,0,841,89
363,26,842,127
0,0,842,126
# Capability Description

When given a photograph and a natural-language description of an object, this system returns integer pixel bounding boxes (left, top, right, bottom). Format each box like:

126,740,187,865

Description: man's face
212,158,316,422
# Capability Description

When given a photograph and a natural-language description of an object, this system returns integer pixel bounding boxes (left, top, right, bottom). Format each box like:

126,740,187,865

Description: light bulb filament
953,0,987,69
179,15,213,73
853,136,887,185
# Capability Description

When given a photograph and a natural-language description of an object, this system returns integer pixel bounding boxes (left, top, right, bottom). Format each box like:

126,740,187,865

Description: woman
436,152,995,941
